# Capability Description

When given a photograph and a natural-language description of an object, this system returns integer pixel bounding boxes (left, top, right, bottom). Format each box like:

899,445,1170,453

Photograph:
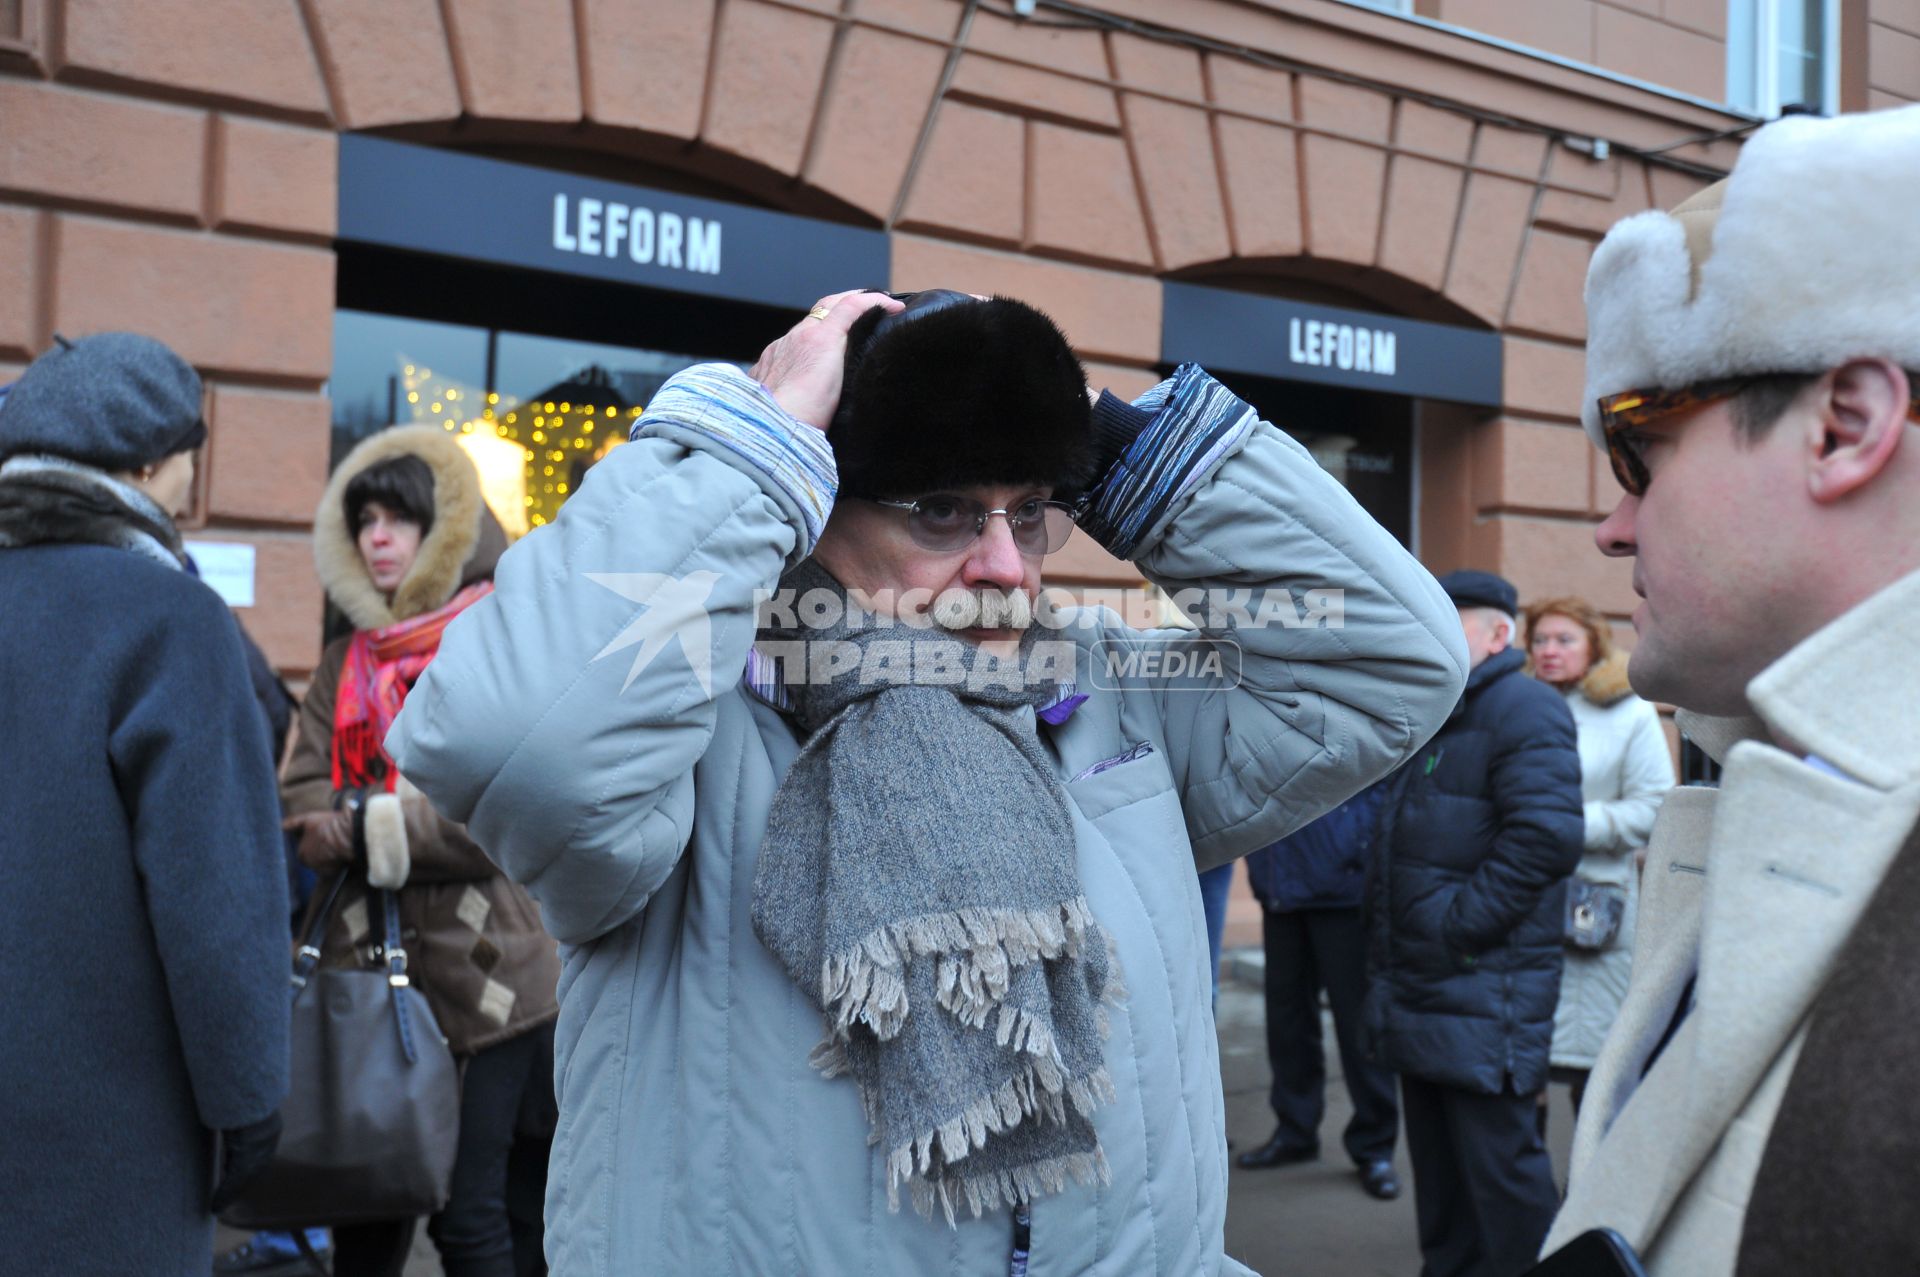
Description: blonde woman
1526,596,1675,1116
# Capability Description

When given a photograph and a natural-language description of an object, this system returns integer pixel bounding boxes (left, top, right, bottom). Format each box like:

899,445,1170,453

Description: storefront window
331,312,486,452
330,311,725,539
1207,371,1416,549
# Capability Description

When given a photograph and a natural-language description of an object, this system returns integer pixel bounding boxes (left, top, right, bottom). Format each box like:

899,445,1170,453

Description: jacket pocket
1070,740,1157,782
1064,741,1174,822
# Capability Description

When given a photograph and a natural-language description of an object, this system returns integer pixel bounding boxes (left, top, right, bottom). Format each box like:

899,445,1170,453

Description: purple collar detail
1038,692,1088,726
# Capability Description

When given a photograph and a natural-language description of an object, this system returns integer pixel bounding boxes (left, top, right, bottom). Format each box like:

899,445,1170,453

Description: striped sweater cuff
631,363,838,551
1076,364,1258,560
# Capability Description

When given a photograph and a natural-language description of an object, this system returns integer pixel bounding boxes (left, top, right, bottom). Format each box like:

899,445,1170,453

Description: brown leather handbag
219,873,461,1229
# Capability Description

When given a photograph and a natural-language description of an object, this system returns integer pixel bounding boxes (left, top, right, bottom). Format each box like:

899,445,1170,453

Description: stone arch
294,0,1651,335
1169,258,1490,333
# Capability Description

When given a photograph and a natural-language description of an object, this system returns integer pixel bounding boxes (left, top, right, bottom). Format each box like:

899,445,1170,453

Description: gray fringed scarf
750,559,1125,1224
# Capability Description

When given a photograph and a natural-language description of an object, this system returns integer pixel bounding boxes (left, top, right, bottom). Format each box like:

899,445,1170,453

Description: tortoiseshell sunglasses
1595,377,1754,497
1598,375,1920,497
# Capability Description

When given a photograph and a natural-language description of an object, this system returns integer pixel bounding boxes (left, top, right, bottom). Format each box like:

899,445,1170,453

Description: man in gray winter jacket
389,288,1469,1275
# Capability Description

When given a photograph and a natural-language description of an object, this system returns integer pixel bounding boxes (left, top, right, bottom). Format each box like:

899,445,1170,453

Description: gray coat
0,542,289,1276
389,364,1468,1276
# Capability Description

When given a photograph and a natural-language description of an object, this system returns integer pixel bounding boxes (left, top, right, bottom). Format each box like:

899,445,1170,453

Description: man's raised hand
749,289,904,431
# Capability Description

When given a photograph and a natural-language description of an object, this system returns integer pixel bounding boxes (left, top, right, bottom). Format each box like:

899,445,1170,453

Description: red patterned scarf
332,581,492,791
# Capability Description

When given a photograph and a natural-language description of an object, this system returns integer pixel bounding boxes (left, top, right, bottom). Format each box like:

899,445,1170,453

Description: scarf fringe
906,1146,1114,1226
819,897,1097,1039
813,913,1134,1221
879,1064,1119,1218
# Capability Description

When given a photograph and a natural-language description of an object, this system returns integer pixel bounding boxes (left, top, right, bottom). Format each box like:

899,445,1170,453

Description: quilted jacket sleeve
386,364,832,944
1078,366,1470,867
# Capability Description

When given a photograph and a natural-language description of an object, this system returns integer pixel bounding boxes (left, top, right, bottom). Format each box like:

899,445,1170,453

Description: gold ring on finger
807,305,833,321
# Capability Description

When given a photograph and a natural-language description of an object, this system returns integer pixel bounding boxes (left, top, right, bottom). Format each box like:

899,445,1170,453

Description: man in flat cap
0,333,289,1272
1361,567,1583,1277
387,288,1470,1274
1540,105,1920,1276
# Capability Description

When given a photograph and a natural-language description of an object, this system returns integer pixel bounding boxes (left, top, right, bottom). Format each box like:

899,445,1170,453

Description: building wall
1867,0,1920,104
0,0,1774,684
1421,0,1732,102
1416,0,1920,112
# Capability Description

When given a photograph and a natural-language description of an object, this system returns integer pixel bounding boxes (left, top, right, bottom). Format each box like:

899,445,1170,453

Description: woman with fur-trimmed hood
1525,596,1675,1108
282,424,559,1277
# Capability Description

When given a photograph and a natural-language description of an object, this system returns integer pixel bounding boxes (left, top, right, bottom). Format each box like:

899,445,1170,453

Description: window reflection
1774,0,1825,111
330,311,727,538
1727,0,1833,116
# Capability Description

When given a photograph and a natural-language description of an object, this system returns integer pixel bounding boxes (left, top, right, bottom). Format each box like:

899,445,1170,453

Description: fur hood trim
315,425,501,630
1579,651,1635,708
1582,104,1920,446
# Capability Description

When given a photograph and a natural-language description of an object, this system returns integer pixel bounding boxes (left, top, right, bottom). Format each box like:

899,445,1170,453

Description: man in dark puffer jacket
1362,569,1583,1277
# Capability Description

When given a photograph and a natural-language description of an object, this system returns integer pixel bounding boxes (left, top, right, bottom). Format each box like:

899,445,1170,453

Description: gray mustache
930,588,1034,631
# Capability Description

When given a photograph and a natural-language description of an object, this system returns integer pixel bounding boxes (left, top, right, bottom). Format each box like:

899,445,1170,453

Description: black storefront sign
337,135,890,311
1161,281,1503,408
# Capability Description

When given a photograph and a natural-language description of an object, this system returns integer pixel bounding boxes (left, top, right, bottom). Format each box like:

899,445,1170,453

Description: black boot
1234,1127,1320,1169
1358,1158,1401,1200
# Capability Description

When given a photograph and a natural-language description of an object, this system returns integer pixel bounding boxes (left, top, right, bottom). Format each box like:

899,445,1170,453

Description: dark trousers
334,1024,555,1277
1261,906,1398,1164
1400,1072,1560,1277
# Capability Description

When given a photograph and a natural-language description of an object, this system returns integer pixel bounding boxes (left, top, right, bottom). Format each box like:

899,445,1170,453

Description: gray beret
0,332,207,471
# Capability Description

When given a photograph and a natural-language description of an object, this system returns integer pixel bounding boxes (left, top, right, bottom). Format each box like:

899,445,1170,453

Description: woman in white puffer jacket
1526,595,1676,1116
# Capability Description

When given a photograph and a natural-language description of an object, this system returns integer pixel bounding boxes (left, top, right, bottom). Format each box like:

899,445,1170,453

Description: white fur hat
1582,103,1920,447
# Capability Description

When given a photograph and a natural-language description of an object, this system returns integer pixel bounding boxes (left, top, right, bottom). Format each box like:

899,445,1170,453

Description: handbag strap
290,871,352,993
378,886,410,990
378,888,425,1066
289,873,428,1064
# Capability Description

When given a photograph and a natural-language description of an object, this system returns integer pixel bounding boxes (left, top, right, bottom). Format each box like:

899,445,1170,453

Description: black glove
209,1111,282,1214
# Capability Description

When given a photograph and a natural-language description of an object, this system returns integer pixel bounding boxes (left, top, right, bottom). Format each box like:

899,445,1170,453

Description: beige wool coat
1543,567,1920,1275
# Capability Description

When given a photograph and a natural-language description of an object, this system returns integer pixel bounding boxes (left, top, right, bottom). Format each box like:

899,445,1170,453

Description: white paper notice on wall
185,540,257,608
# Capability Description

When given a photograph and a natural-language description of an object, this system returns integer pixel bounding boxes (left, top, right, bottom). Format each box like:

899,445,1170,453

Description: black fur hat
829,290,1093,500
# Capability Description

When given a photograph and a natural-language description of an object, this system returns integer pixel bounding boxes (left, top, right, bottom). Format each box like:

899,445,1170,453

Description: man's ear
1808,359,1909,504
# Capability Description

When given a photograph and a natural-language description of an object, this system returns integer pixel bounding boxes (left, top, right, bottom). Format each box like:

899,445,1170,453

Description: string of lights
398,360,642,538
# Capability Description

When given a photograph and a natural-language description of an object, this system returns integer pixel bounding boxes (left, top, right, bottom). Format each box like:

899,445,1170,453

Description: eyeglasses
1596,377,1753,498
869,494,1078,556
1599,375,1920,497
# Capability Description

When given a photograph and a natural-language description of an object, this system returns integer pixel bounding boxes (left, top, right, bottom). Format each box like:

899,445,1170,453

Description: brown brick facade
0,0,1907,685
